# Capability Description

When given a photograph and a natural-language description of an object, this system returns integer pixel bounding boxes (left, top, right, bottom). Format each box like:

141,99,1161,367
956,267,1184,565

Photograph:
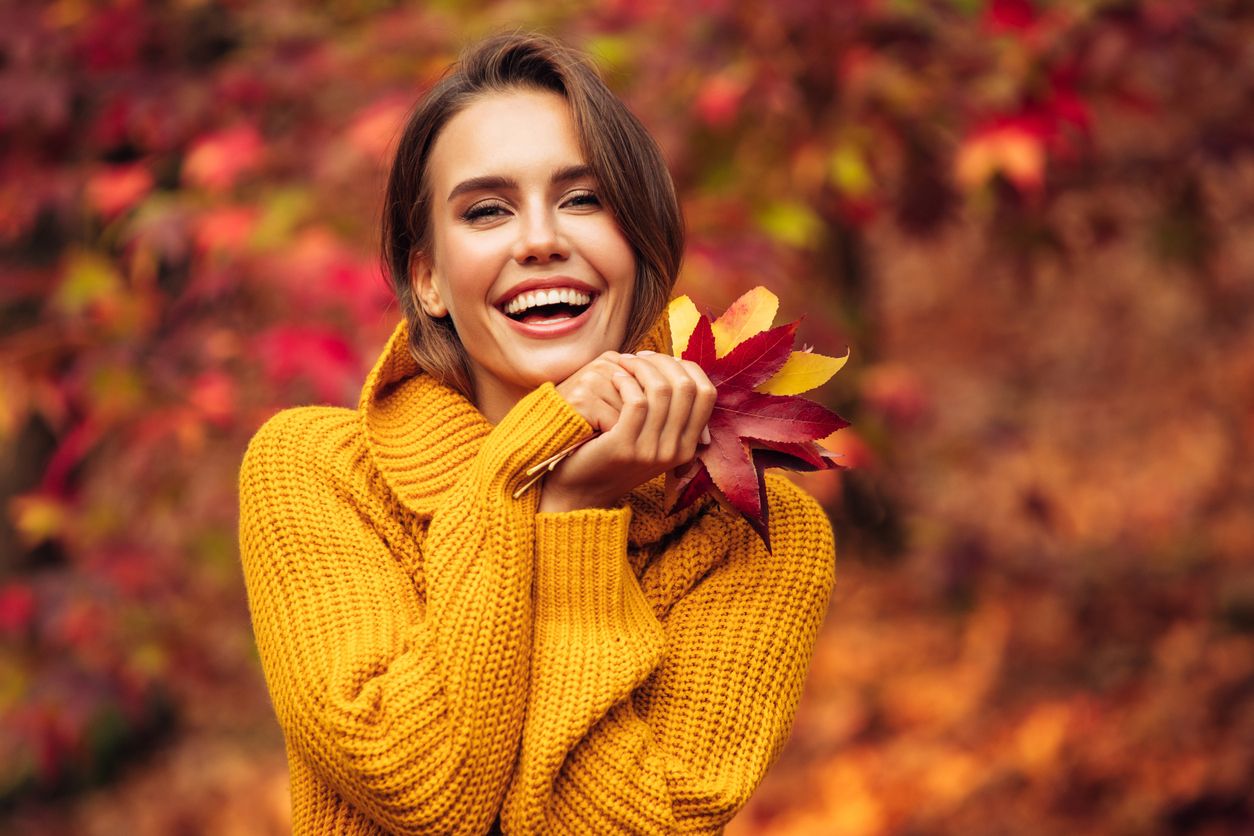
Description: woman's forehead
430,89,589,196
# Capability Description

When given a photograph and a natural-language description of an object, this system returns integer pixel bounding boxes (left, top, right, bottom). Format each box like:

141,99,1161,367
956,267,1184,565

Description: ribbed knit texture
238,317,836,835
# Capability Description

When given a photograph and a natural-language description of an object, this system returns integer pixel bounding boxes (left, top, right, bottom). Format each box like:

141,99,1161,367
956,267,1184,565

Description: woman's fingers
607,368,648,445
621,352,708,465
555,351,627,430
617,353,679,461
675,358,716,454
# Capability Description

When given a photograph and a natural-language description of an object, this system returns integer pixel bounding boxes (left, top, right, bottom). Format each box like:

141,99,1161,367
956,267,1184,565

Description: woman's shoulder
239,404,366,491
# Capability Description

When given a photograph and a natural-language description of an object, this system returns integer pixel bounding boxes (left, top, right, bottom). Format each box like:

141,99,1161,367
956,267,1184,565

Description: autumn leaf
667,295,702,356
711,285,778,356
664,286,852,550
759,347,850,395
710,321,797,389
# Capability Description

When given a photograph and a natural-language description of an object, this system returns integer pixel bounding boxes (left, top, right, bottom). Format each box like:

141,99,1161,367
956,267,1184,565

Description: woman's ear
410,251,448,318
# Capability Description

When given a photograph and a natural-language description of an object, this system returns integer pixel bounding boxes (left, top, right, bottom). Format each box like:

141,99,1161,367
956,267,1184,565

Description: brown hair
380,31,685,401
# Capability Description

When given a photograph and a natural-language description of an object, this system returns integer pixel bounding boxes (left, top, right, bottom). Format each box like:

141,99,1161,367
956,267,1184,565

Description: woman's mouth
500,287,595,325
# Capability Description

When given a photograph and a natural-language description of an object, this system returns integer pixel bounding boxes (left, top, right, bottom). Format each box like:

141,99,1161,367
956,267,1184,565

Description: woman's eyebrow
446,164,594,203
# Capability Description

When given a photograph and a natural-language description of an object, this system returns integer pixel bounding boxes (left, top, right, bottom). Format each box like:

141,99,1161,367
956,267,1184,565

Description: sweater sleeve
238,384,589,835
500,474,836,834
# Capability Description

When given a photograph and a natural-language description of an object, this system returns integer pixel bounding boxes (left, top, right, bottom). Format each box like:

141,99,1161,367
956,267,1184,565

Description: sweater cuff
486,382,592,497
533,508,662,642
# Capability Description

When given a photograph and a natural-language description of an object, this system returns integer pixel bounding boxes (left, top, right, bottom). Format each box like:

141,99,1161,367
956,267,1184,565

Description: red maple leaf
663,312,850,550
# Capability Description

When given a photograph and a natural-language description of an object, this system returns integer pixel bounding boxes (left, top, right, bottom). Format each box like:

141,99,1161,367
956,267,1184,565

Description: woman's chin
511,349,608,388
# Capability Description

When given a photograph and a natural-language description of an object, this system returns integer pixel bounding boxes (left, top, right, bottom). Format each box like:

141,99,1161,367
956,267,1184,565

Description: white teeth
503,288,593,316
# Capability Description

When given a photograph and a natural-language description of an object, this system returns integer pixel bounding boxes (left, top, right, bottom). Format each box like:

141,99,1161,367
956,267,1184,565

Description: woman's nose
513,208,568,264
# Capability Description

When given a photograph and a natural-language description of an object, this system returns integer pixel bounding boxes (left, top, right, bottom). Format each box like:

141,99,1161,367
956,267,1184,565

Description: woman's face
413,88,637,422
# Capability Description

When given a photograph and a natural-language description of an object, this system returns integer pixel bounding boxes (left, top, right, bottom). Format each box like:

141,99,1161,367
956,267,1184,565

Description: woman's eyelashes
564,190,601,208
460,190,601,223
461,200,508,222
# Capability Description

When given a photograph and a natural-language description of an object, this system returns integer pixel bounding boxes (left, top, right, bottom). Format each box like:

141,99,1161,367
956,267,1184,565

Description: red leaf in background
0,582,36,636
710,321,797,389
255,326,360,404
986,0,1036,32
85,163,153,218
695,73,748,128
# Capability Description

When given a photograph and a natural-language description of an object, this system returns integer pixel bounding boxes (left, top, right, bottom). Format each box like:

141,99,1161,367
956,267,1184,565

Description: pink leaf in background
183,125,264,193
255,326,360,405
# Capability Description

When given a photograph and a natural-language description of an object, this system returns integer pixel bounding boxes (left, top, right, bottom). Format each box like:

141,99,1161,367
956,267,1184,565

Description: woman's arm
501,473,836,834
238,384,590,835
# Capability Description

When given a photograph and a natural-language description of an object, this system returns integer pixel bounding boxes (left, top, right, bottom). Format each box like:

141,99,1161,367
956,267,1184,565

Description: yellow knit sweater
237,314,836,835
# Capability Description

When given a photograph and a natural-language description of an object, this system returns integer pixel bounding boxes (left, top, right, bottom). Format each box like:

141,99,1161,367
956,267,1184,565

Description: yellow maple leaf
758,347,850,395
666,295,701,356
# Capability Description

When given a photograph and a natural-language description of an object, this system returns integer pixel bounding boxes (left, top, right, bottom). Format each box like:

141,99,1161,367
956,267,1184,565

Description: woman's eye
462,201,508,222
564,191,601,208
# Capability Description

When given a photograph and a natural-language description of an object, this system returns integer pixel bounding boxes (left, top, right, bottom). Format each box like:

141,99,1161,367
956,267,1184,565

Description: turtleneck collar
357,310,708,546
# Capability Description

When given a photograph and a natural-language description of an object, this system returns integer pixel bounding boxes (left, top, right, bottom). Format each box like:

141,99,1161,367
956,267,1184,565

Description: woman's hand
541,351,716,513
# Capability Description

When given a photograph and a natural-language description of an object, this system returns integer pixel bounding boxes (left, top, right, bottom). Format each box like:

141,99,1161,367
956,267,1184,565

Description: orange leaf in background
9,493,69,547
346,98,410,163
955,121,1045,195
194,205,259,256
85,162,153,218
189,371,237,427
183,125,264,192
818,426,874,470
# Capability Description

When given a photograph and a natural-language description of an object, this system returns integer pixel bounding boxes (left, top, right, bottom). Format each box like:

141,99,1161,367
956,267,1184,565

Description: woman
238,31,835,835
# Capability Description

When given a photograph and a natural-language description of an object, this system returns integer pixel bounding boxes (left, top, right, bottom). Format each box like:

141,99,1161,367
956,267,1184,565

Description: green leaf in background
756,201,823,249
54,252,124,317
249,187,314,252
829,142,874,197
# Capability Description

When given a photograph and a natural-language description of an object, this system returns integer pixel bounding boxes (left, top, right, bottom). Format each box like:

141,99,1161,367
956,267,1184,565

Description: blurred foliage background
2,0,1253,833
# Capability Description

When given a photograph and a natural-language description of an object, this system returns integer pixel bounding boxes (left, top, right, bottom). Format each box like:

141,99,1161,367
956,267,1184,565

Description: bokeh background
3,1,1253,833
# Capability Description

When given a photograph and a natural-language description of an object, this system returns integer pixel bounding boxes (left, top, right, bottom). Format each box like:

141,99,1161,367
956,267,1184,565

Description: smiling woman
237,30,836,836
407,87,638,423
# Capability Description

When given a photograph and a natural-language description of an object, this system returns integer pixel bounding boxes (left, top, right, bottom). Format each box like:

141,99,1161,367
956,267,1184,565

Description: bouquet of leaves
663,287,850,549
520,286,850,549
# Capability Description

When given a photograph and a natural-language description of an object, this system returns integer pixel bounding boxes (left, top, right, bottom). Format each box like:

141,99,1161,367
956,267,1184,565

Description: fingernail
637,350,655,355
700,426,711,445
